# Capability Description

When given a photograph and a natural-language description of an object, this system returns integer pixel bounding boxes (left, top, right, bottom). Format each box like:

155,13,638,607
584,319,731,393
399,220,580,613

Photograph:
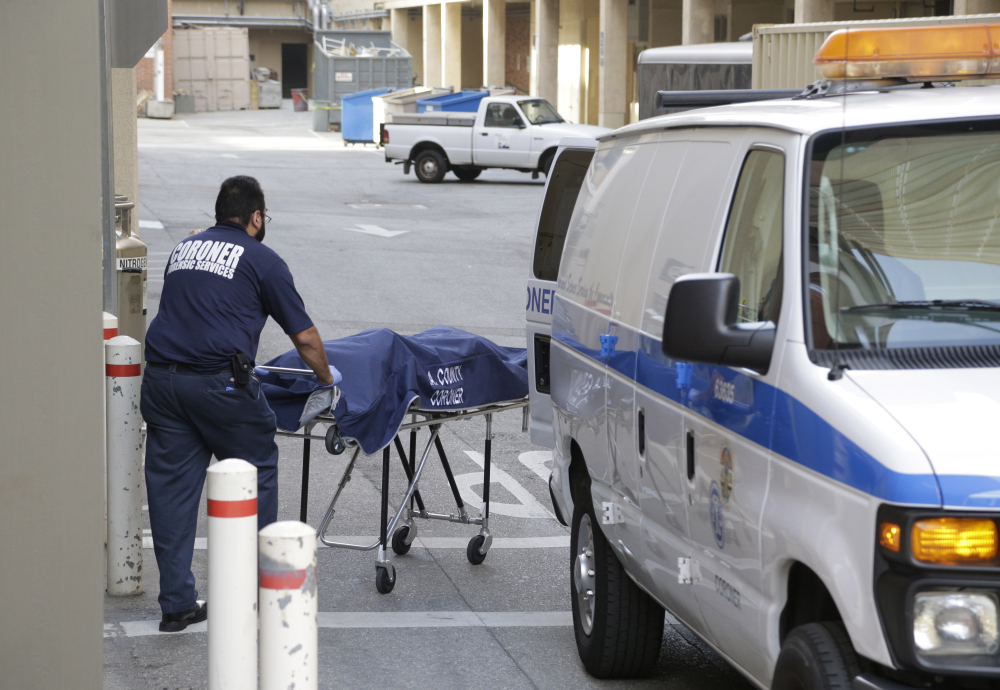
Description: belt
147,361,232,374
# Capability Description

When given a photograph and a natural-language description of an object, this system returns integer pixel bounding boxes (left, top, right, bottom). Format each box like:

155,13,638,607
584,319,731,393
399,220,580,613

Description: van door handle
637,409,646,456
481,132,488,136
686,430,695,481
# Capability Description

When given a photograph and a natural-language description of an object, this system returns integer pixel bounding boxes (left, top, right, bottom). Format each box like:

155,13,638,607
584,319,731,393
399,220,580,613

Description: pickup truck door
526,145,595,448
475,102,532,168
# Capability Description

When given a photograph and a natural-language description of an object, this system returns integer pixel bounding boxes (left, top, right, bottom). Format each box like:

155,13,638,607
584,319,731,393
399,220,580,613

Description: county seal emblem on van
720,446,733,504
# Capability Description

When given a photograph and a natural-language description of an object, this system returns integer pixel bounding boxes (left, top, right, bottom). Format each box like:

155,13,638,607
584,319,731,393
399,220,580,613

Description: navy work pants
141,365,279,614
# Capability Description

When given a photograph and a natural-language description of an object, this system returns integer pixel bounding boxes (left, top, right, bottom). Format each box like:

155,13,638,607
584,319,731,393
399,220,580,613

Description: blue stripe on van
554,328,944,506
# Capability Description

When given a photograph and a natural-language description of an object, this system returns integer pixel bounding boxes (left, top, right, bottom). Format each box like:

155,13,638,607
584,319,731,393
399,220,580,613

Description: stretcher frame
265,366,529,594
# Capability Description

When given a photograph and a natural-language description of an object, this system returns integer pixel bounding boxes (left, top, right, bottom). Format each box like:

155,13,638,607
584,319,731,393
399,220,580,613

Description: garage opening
281,43,308,98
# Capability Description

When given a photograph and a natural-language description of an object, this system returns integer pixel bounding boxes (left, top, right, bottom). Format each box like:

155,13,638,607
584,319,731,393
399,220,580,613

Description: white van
533,24,1000,690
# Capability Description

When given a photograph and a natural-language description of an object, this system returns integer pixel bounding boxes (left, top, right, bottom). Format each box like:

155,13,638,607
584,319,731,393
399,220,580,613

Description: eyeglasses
265,214,272,224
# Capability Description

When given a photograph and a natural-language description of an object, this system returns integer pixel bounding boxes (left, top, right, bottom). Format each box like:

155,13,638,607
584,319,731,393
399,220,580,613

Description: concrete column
536,0,559,102
424,3,443,86
682,0,713,44
599,0,627,129
391,8,409,50
793,0,832,23
483,0,506,87
442,2,463,92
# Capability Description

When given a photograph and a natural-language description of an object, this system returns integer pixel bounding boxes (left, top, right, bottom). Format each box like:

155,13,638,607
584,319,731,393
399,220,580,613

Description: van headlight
913,591,999,657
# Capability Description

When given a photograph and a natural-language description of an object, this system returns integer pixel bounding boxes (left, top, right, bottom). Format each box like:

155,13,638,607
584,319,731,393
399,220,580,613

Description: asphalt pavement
103,100,754,690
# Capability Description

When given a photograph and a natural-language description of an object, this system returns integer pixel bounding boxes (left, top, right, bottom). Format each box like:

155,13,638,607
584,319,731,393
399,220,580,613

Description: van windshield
807,121,1000,355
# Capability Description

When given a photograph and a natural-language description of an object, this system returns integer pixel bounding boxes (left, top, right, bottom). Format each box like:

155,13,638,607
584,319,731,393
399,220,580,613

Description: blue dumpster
416,90,489,113
342,88,393,144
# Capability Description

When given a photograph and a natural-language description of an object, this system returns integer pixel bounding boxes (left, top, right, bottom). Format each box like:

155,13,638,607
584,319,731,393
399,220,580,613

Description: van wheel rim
420,158,438,177
574,513,596,636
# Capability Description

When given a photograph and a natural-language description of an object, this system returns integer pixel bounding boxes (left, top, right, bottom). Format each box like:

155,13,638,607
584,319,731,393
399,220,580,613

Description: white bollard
207,459,258,690
260,521,319,690
102,311,118,548
106,335,143,595
103,311,118,341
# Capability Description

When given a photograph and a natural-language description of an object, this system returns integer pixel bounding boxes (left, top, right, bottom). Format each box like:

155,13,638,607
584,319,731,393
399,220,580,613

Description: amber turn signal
879,522,901,553
912,518,998,565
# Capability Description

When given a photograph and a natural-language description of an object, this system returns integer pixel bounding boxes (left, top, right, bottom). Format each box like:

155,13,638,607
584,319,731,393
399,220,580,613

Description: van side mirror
512,116,526,129
661,273,775,373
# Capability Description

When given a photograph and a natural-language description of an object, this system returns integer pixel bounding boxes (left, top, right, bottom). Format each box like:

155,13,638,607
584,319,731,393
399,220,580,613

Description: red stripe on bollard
104,328,118,339
207,498,257,518
106,363,142,377
259,569,307,590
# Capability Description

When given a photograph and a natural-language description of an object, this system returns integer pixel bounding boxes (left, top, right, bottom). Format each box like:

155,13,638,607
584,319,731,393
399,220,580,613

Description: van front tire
771,622,860,690
570,499,664,678
453,166,482,181
414,150,447,183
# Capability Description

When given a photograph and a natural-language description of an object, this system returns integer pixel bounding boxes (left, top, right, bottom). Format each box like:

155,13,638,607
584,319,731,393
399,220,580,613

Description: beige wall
407,10,425,84
0,2,105,687
247,28,314,94
462,10,484,88
650,0,682,46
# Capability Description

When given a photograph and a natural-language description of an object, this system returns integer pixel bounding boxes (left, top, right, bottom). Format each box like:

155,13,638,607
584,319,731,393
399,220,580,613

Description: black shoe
159,601,208,632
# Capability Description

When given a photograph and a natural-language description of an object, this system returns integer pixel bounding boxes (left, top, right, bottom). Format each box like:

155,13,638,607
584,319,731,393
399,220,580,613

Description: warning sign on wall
335,72,353,82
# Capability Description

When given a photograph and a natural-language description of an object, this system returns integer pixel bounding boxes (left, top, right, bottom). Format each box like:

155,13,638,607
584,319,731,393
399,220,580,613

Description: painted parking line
142,535,568,550
106,611,572,638
344,223,409,238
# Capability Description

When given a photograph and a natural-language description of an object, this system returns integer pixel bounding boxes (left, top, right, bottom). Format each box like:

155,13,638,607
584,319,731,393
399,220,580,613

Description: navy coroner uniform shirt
146,221,313,373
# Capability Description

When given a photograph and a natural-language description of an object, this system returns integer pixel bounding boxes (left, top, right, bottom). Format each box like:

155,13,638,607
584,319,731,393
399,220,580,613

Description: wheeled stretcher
256,326,530,594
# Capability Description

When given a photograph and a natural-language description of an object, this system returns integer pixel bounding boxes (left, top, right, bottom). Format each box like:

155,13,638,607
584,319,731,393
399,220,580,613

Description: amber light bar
814,24,1000,81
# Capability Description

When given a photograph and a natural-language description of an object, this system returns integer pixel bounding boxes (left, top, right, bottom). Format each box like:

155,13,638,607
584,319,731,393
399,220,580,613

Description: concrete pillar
391,8,409,50
484,0,506,87
599,0,627,129
424,3,443,86
442,2,463,92
536,0,559,102
682,0,713,44
793,0,832,23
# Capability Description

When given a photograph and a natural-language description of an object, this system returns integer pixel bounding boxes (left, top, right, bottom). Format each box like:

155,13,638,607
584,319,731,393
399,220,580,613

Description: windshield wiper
842,299,1000,312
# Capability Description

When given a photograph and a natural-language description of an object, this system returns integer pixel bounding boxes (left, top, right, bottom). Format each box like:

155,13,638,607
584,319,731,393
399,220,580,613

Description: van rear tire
570,499,664,678
771,622,860,690
414,150,447,183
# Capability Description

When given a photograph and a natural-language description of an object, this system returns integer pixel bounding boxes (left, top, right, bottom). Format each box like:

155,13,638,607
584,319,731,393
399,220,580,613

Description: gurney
256,326,530,594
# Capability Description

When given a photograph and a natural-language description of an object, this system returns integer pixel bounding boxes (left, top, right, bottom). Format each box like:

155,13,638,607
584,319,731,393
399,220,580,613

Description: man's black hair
215,175,265,226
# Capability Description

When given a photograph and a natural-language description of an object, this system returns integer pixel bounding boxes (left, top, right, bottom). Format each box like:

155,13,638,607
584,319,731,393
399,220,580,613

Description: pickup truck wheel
571,499,664,678
539,150,555,177
453,166,482,182
771,622,860,690
414,150,447,183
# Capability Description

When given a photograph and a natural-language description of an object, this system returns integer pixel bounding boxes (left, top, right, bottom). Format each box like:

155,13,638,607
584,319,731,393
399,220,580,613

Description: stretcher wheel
375,566,396,594
467,535,488,565
391,526,412,555
325,426,346,455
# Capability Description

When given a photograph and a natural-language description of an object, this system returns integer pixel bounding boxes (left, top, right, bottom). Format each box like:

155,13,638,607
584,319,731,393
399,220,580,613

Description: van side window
533,149,594,281
719,149,785,324
483,103,521,128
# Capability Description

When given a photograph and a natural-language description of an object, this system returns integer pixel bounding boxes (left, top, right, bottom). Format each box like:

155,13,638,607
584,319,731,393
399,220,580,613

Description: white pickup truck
381,95,610,183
